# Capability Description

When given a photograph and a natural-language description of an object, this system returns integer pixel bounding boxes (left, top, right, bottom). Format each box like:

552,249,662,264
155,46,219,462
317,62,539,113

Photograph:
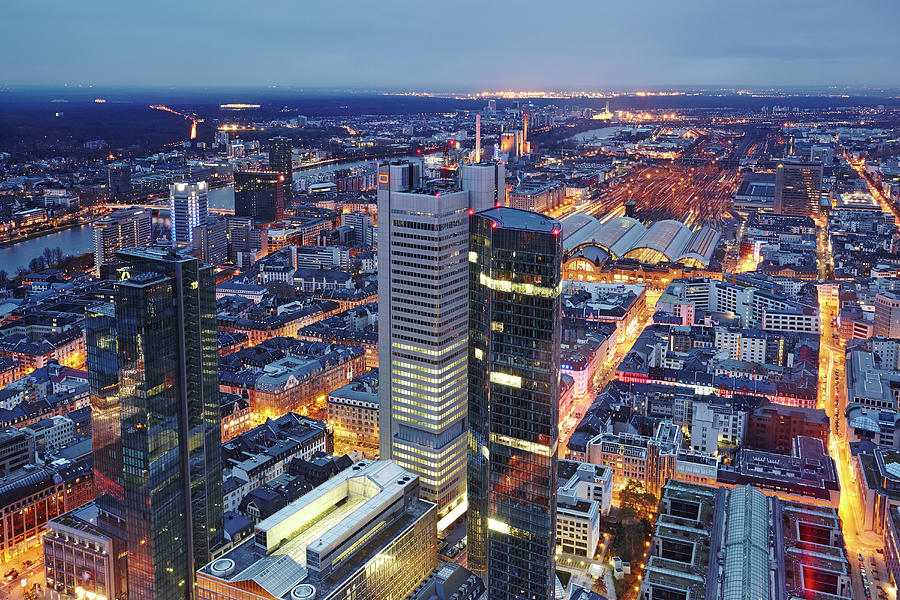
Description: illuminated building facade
468,207,561,599
234,171,285,223
92,207,152,276
44,502,128,600
195,460,437,600
377,162,468,515
86,248,224,600
169,181,209,246
0,458,93,563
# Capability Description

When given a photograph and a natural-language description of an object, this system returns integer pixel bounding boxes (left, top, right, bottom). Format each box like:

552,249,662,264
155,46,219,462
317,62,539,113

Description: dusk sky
4,0,900,90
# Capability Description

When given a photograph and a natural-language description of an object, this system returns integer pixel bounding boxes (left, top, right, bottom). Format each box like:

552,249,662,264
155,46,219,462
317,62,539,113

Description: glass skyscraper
86,247,224,600
268,136,293,200
233,170,285,223
468,207,561,600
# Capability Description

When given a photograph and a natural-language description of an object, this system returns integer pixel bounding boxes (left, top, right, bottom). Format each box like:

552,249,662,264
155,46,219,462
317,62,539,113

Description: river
2,225,95,274
2,156,405,273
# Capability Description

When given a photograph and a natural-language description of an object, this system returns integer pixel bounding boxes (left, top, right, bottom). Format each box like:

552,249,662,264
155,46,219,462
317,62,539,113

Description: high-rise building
107,163,132,201
233,170,285,223
193,215,229,266
875,291,900,338
268,136,293,200
774,160,823,217
378,163,468,515
169,180,209,246
468,207,561,599
92,206,152,276
86,247,224,600
460,161,506,211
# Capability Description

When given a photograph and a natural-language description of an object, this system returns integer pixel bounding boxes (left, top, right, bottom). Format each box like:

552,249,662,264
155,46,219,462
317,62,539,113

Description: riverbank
0,220,94,249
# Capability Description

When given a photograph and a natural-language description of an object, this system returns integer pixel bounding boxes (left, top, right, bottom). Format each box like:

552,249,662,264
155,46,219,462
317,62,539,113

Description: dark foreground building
468,207,562,599
86,247,224,600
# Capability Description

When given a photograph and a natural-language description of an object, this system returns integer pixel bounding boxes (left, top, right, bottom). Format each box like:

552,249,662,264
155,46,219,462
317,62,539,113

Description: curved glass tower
468,207,561,600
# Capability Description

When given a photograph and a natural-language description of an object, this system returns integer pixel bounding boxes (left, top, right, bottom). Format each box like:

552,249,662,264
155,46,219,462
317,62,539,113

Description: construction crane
150,105,204,140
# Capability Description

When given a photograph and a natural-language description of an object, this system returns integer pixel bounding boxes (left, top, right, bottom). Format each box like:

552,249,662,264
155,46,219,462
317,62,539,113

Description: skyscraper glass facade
233,170,285,223
86,248,224,600
268,137,293,200
468,207,561,600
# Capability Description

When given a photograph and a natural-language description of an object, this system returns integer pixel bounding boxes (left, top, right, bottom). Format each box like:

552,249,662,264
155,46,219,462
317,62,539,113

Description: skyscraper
233,170,285,223
107,163,132,201
774,160,823,217
460,161,507,211
169,180,209,246
378,162,468,515
468,207,561,599
93,206,152,276
86,247,224,600
268,136,293,200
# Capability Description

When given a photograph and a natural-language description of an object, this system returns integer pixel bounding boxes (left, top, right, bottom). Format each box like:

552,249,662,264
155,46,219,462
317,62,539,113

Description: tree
619,479,657,521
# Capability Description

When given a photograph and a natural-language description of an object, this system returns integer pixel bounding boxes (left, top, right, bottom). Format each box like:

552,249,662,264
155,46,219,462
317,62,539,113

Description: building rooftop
200,460,433,600
476,206,560,234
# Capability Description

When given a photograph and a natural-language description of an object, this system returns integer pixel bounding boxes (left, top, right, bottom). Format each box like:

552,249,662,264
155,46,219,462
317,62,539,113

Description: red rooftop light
491,221,498,229
551,228,560,236
468,208,474,216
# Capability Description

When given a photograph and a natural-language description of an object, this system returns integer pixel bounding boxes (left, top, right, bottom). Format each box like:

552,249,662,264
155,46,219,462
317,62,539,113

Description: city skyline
4,1,900,90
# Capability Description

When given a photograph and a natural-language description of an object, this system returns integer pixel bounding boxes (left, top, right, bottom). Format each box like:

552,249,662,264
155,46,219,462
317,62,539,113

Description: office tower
193,215,229,265
107,163,132,201
195,460,437,600
233,170,285,223
774,160,823,217
86,247,224,600
268,136,293,200
93,206,152,276
460,161,506,212
341,210,375,247
169,180,209,246
468,207,561,599
377,159,423,196
378,166,468,515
